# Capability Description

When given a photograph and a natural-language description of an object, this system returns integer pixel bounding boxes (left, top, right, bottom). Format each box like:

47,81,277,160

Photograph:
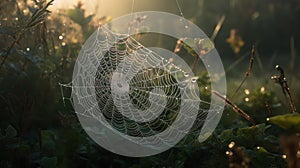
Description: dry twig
0,0,54,71
211,15,225,42
271,65,297,113
213,91,256,125
231,45,255,99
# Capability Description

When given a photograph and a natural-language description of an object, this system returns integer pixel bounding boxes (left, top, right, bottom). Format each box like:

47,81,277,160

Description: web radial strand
68,25,222,146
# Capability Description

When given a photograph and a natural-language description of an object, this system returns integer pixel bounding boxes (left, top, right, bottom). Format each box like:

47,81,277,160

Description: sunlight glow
260,87,265,93
244,89,250,95
50,0,132,18
228,141,235,149
50,0,179,18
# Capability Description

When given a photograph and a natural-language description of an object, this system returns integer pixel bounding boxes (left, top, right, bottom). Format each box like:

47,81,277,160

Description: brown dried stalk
213,91,256,125
173,38,184,53
231,45,255,99
211,15,226,42
265,101,272,114
271,65,297,113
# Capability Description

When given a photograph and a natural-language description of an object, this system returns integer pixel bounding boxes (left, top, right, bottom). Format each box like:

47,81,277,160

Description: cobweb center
111,72,129,94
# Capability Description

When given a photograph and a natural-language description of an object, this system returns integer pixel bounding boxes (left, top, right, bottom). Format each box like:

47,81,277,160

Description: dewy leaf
237,124,267,136
269,113,300,132
198,131,212,142
235,124,268,146
256,146,268,153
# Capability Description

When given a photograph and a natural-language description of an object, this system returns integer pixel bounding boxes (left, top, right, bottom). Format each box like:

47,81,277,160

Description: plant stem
213,91,256,125
0,28,26,71
191,56,199,71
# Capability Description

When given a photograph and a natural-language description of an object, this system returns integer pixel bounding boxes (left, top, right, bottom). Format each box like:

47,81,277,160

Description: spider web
60,25,223,147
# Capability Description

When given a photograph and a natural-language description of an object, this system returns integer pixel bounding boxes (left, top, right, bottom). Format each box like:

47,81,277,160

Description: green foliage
67,8,94,26
41,157,58,168
66,2,96,40
0,125,17,140
239,87,282,124
248,148,286,168
0,0,299,167
235,124,269,147
217,124,268,148
269,114,300,132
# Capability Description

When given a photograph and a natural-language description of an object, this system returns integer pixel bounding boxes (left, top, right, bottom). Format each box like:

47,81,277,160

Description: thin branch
0,28,26,71
231,45,255,99
213,91,256,125
210,15,226,42
271,65,297,113
173,39,184,53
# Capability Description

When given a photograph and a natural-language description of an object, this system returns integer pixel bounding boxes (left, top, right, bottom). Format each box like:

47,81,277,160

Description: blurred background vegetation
0,0,299,167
